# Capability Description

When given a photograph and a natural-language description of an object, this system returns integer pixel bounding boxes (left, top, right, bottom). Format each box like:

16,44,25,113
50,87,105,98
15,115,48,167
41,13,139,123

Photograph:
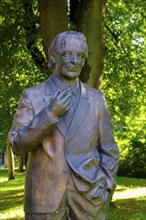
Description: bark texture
38,0,68,60
18,156,24,172
7,144,15,180
70,0,106,89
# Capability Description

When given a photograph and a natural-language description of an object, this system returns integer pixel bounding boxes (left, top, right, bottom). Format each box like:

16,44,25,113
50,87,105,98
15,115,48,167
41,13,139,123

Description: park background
0,0,146,219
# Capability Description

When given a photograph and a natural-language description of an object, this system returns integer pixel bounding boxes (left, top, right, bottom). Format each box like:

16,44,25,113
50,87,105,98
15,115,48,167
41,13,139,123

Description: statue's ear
48,56,55,69
50,56,55,64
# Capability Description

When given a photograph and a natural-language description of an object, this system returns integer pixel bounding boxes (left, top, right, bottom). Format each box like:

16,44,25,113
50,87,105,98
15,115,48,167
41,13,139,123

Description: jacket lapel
66,83,89,141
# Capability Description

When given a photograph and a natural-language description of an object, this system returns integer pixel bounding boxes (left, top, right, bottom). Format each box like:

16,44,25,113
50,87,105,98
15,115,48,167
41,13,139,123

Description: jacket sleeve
98,93,120,193
8,89,58,155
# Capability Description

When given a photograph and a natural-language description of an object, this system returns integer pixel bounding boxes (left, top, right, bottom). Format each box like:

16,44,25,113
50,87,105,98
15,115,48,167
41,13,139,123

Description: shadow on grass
0,189,24,212
116,176,146,188
0,168,25,215
108,197,146,220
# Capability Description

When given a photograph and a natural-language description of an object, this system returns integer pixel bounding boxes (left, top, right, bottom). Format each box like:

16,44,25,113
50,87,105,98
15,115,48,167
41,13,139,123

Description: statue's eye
78,53,86,59
62,50,72,57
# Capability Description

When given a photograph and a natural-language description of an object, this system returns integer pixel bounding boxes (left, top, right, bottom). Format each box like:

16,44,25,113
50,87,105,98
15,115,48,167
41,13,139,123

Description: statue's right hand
48,88,72,120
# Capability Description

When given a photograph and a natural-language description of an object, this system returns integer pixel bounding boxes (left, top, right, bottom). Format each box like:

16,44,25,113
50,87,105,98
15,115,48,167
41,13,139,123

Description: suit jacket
9,76,119,213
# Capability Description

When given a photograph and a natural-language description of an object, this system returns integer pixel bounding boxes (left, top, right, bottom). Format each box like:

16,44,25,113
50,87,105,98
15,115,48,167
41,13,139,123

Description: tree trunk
38,0,68,60
24,153,28,169
7,144,15,180
18,156,24,172
4,152,7,168
70,0,106,89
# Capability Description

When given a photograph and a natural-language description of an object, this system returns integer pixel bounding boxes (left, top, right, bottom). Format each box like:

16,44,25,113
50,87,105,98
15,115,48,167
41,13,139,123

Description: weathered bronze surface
9,31,119,220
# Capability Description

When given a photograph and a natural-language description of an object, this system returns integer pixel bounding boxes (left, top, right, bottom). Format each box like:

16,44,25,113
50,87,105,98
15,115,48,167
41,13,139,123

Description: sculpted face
54,36,87,84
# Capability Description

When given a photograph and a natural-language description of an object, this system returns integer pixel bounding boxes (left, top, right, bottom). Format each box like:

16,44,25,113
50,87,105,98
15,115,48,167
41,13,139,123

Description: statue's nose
71,55,78,63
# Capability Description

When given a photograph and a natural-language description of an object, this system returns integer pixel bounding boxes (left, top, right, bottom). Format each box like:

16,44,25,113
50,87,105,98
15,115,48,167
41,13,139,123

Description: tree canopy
103,0,145,177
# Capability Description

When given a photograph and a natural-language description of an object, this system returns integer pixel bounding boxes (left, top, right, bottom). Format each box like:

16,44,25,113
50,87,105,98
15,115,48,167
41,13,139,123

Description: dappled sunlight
113,187,146,200
0,208,24,220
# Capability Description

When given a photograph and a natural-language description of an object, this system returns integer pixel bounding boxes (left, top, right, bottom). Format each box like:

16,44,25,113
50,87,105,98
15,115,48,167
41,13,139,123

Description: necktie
63,98,74,128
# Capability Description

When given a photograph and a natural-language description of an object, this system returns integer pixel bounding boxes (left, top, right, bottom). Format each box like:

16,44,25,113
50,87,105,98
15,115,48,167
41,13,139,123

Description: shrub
118,140,146,178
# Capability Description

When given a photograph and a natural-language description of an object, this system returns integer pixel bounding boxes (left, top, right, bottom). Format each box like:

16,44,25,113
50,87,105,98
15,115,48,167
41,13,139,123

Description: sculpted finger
59,93,72,105
58,88,72,99
61,95,72,105
66,103,72,111
64,99,72,109
51,89,60,100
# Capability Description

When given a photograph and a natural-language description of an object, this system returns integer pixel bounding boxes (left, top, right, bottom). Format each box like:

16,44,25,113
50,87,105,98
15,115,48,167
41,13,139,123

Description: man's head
48,31,88,84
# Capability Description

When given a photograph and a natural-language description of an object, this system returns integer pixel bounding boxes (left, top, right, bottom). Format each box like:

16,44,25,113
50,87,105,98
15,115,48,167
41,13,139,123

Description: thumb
50,89,60,101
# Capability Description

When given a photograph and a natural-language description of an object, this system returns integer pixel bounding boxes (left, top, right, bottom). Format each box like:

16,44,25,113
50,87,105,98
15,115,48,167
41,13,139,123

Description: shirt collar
51,74,80,97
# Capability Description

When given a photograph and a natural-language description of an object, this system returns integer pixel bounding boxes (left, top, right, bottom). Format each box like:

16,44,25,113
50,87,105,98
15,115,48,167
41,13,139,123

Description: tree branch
105,23,127,54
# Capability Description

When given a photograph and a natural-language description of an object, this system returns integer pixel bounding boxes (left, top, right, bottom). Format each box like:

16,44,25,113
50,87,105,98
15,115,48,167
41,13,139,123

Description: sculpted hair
48,31,88,69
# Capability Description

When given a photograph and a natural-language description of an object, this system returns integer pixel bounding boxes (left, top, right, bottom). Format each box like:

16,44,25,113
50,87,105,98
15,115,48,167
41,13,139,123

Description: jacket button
66,148,70,153
63,167,69,173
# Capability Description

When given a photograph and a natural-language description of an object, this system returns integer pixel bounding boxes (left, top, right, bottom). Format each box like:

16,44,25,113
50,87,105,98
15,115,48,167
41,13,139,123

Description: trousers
25,174,111,220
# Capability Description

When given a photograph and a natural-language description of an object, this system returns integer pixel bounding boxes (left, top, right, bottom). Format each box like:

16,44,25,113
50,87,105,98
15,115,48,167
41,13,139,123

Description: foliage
102,0,146,176
0,169,146,220
118,139,146,178
0,0,45,150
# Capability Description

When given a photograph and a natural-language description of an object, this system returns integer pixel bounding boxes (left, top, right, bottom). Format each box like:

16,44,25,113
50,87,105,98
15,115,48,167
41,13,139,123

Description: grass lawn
0,168,146,220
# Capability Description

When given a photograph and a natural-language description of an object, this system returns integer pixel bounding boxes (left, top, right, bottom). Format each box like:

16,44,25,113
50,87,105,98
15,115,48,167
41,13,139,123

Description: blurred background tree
0,0,145,178
103,0,145,177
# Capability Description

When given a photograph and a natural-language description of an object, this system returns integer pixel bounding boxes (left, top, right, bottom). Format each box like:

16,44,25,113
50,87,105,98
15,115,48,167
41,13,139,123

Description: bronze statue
9,31,119,220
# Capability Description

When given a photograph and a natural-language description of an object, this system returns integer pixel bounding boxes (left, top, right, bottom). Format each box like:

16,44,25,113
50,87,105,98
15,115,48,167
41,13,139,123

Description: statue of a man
9,31,119,220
